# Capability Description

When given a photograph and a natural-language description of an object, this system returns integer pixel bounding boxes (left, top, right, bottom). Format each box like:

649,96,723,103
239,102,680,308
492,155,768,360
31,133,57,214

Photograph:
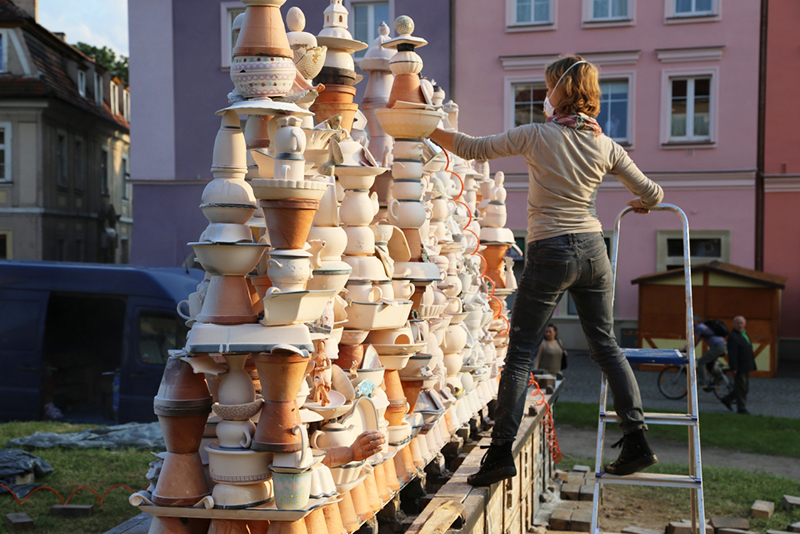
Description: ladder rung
621,348,687,365
595,472,701,488
601,411,698,425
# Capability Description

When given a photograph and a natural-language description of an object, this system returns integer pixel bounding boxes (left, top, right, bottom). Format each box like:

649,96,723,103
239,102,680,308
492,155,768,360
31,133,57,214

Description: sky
37,0,129,57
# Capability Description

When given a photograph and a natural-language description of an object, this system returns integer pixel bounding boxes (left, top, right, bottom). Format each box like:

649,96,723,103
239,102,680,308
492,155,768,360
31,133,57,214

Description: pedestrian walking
722,316,756,414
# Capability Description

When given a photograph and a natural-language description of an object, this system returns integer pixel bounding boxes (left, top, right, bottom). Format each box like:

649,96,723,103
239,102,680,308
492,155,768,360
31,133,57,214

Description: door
0,289,50,420
118,298,189,423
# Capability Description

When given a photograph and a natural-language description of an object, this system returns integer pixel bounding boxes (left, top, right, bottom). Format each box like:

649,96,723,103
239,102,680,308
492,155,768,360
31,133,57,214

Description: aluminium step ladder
590,204,706,534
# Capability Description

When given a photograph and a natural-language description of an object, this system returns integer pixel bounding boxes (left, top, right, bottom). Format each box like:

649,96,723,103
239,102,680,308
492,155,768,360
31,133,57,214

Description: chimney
15,0,37,21
54,32,66,42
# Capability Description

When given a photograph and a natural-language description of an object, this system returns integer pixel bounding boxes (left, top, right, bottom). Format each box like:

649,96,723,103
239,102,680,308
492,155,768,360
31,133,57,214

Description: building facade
452,0,762,350
128,0,452,267
0,0,132,263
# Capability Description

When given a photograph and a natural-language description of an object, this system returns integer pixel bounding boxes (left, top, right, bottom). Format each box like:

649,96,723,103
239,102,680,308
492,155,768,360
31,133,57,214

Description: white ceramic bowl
374,108,443,139
211,480,273,509
191,242,268,276
398,354,434,377
250,178,329,201
340,329,369,346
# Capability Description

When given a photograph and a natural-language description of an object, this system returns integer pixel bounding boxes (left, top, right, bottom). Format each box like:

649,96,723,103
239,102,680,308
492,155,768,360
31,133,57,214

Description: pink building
763,0,800,356
452,0,762,350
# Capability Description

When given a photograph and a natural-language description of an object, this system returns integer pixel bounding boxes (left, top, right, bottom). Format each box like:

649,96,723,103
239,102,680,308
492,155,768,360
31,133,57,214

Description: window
138,312,189,365
74,137,85,191
592,0,628,19
110,82,119,115
94,72,103,106
100,147,109,195
123,90,130,122
675,0,712,16
77,70,86,97
56,132,68,188
0,123,9,182
511,82,548,127
121,155,130,200
513,0,552,25
669,76,710,141
0,33,4,72
656,230,729,272
0,230,10,259
220,3,246,68
597,79,629,143
351,2,389,57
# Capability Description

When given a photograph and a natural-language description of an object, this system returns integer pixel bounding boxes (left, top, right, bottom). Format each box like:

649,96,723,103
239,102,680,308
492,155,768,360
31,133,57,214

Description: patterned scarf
546,112,603,138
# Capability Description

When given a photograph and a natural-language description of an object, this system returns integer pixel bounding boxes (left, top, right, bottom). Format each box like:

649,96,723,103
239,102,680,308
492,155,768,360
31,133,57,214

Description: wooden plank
418,500,465,534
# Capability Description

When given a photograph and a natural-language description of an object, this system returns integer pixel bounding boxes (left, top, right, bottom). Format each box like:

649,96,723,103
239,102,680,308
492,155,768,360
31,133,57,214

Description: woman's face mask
543,60,587,117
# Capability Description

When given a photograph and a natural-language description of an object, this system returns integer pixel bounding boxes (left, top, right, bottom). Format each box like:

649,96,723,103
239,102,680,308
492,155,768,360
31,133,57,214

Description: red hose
0,483,139,506
528,374,562,463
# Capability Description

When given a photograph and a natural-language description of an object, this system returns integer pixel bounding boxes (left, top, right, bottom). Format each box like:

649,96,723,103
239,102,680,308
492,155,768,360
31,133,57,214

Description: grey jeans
491,232,646,444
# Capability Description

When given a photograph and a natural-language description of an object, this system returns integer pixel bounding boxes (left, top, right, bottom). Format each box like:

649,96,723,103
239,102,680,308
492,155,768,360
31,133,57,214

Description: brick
718,529,760,534
554,469,570,482
561,483,581,500
622,527,663,534
570,509,592,532
711,518,750,531
766,531,794,534
49,504,94,517
4,513,34,531
667,521,694,534
752,500,775,519
788,522,800,533
579,484,595,502
556,501,581,510
783,495,800,511
573,465,591,474
549,508,572,531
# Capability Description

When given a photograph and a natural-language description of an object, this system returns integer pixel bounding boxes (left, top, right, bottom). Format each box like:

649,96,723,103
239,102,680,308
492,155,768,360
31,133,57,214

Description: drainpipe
755,0,768,271
449,0,455,100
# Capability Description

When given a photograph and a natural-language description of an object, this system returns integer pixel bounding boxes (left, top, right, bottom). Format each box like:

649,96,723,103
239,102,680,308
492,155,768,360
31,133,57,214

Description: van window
0,299,45,351
138,312,188,365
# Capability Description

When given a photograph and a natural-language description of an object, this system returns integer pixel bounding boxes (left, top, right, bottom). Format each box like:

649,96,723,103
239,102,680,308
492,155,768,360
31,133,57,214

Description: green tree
74,42,128,84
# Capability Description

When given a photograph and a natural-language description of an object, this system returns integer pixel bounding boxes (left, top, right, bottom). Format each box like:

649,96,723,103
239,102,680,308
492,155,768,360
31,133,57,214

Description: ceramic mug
392,280,414,300
392,159,424,179
215,419,255,449
176,291,202,321
393,140,424,160
272,425,311,468
388,199,430,228
345,281,383,303
376,280,394,301
390,179,424,201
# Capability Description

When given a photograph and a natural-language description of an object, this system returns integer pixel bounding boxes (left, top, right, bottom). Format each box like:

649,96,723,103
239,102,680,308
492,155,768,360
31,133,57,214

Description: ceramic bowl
206,443,272,485
343,255,390,282
191,242,268,276
330,460,365,486
417,303,447,319
352,367,385,388
200,204,257,225
398,354,434,377
199,223,254,244
376,353,413,371
212,399,264,422
250,178,329,201
211,480,273,509
336,165,387,190
374,108,443,139
365,326,413,346
260,289,337,326
340,329,369,346
387,421,412,446
231,56,296,99
306,266,352,294
344,301,413,331
479,226,515,244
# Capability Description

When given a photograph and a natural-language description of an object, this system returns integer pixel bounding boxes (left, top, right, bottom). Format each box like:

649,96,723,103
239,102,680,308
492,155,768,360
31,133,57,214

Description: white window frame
73,136,85,191
346,0,392,56
110,81,119,115
121,154,130,201
100,146,109,196
656,229,730,272
0,31,7,74
660,67,718,148
220,2,246,69
0,229,12,260
665,0,721,24
582,0,635,28
94,72,103,106
123,89,130,122
504,74,548,131
597,72,635,147
56,130,68,188
77,70,86,97
506,0,557,32
0,121,11,183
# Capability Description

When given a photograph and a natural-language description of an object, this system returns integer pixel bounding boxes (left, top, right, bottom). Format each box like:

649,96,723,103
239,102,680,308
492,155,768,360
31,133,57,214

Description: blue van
0,261,203,423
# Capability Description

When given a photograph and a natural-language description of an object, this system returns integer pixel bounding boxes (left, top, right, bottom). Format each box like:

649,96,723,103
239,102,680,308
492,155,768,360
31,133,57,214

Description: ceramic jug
310,422,356,449
340,190,379,226
388,199,429,228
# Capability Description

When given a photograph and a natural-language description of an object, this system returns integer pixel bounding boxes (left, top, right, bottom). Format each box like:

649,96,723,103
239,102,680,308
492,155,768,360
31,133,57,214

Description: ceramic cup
376,280,394,301
388,199,430,228
393,140,424,160
392,160,424,179
215,419,255,449
390,179,424,201
392,280,415,300
345,280,383,303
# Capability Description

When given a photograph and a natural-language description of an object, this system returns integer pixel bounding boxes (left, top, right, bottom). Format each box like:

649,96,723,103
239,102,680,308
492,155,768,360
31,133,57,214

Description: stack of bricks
543,466,596,533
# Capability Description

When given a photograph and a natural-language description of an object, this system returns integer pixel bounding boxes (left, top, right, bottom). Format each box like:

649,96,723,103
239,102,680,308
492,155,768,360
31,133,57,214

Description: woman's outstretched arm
430,128,456,152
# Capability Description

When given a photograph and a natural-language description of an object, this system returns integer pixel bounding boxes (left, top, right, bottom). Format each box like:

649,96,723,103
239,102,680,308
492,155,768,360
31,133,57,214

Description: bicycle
657,357,734,401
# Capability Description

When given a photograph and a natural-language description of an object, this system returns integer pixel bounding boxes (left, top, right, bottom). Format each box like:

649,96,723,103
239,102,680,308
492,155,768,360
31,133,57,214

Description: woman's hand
626,199,651,214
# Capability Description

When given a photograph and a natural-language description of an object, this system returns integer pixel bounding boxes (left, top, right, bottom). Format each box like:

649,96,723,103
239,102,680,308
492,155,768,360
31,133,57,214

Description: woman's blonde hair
545,56,601,117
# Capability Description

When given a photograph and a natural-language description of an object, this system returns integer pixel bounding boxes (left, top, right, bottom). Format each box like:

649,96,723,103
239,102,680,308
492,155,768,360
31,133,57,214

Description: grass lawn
559,455,800,533
554,401,800,458
0,421,153,533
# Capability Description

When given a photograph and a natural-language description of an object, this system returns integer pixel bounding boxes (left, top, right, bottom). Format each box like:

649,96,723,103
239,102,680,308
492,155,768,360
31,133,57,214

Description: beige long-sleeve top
453,123,664,242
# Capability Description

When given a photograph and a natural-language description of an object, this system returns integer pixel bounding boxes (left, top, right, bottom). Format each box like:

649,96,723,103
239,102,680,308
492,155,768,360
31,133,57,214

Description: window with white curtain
669,76,711,141
597,79,630,143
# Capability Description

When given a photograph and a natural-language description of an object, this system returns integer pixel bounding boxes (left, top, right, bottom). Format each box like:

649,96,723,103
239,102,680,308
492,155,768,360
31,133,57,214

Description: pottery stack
358,22,396,172
312,0,368,132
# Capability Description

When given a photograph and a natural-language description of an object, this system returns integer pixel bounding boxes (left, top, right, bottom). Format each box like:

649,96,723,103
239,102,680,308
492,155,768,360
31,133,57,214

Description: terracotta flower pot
233,3,292,59
383,370,405,401
388,73,426,108
384,403,407,427
314,83,356,104
322,502,345,534
208,519,250,534
155,355,212,404
304,507,329,534
383,455,401,491
152,452,210,506
401,446,416,478
247,521,271,534
393,451,409,484
481,243,511,271
400,379,424,413
196,275,258,325
338,491,360,533
364,469,382,513
373,462,391,503
147,517,194,534
251,400,302,452
310,102,359,133
260,198,319,250
350,481,373,522
158,413,208,454
252,351,310,402
409,437,424,468
336,343,364,371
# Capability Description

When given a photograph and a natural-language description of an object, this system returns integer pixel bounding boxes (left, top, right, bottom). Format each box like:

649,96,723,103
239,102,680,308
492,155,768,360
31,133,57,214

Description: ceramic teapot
310,422,356,449
388,199,430,228
312,175,338,227
267,251,312,292
340,190,380,226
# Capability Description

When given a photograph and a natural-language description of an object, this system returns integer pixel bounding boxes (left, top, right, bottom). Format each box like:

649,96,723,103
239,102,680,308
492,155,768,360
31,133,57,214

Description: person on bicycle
692,316,727,388
430,55,663,486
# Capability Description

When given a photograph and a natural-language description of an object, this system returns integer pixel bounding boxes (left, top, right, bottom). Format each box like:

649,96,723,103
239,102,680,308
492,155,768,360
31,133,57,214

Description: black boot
604,429,658,476
467,442,516,486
